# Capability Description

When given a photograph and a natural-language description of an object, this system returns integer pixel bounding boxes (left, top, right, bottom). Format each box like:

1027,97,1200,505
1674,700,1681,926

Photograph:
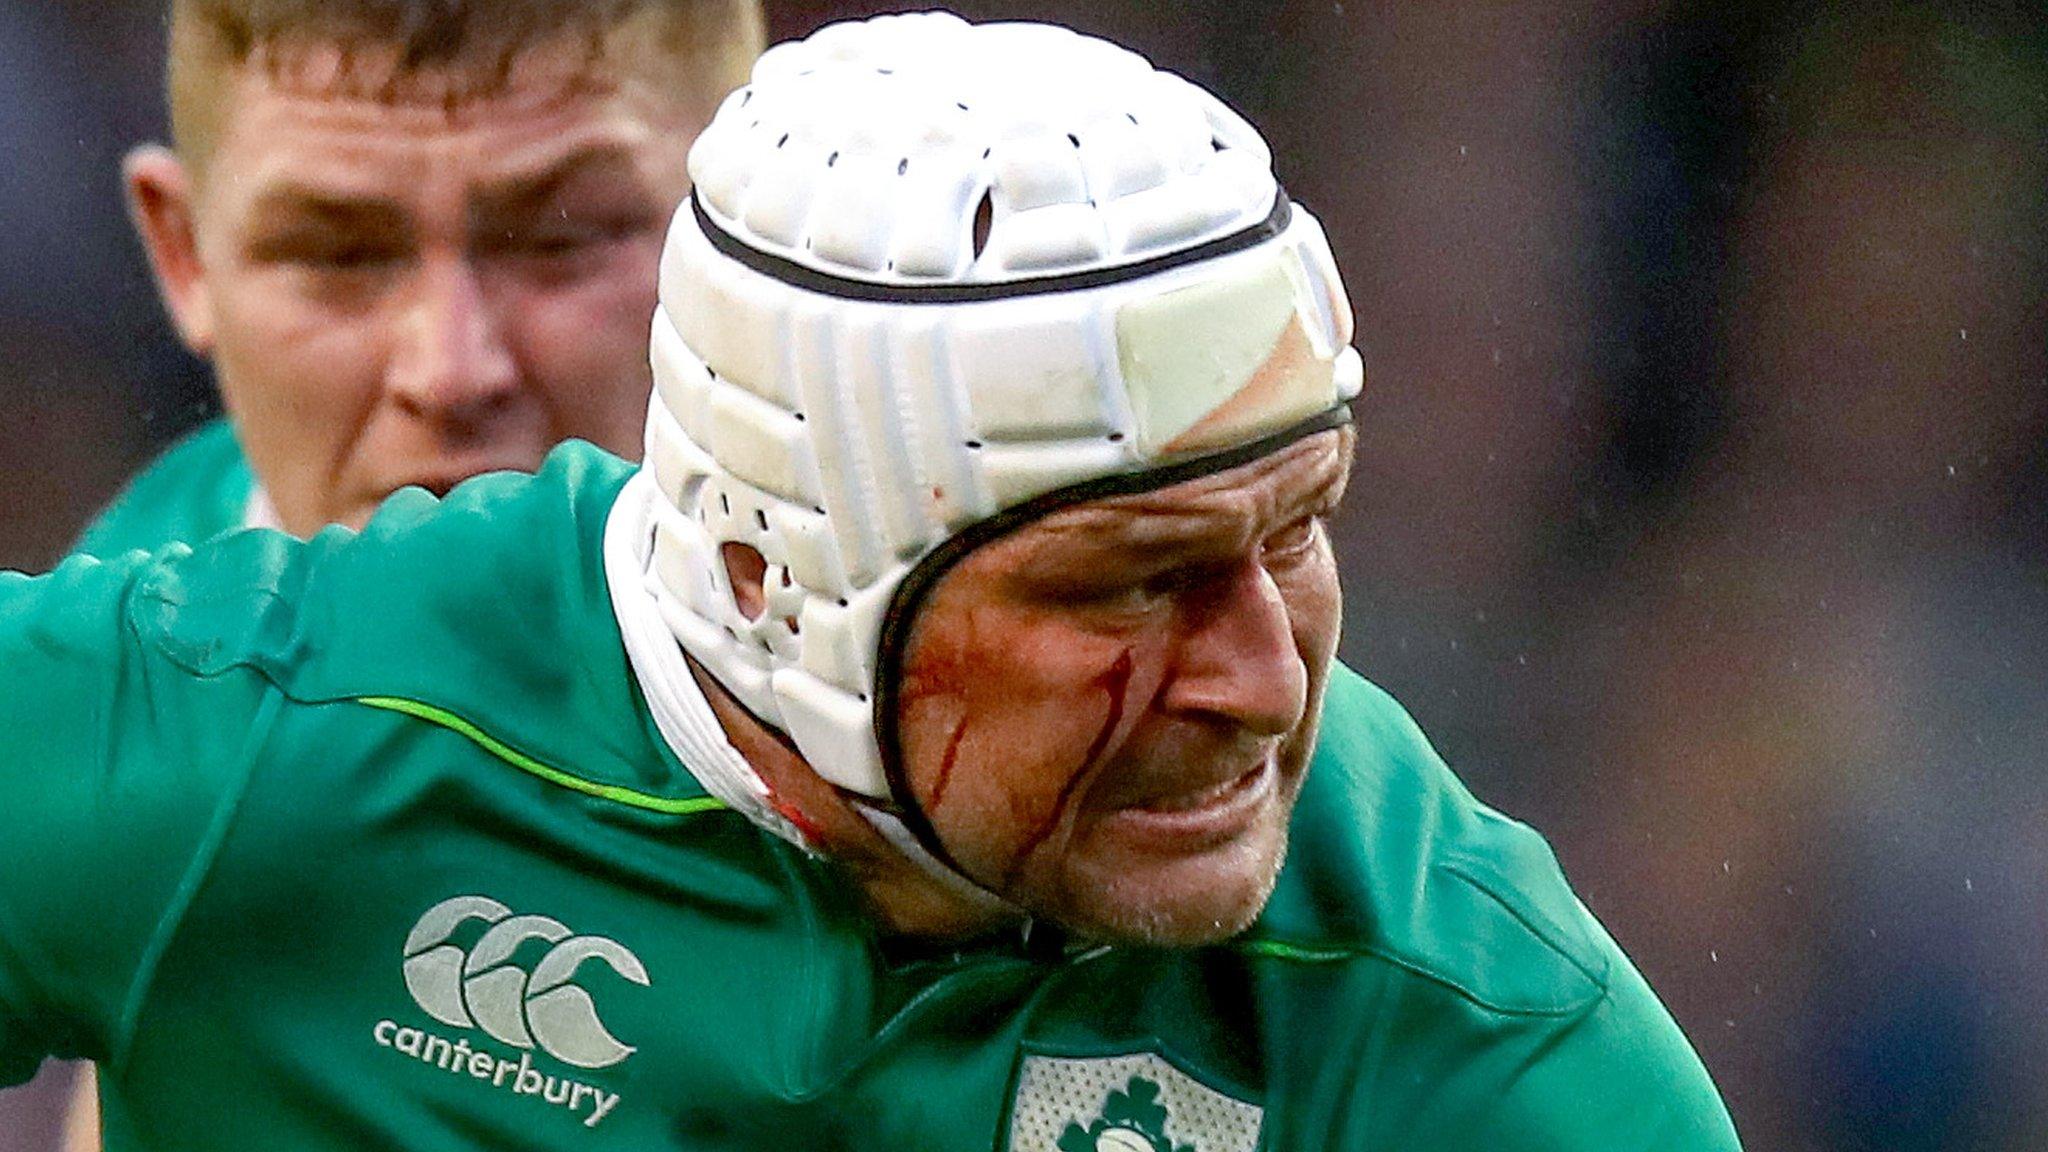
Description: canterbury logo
401,896,650,1070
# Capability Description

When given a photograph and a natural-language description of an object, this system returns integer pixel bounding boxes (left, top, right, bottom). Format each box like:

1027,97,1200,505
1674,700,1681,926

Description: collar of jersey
601,470,808,840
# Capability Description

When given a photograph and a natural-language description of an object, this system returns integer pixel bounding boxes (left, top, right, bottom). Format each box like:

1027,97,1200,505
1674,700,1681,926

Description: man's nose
1161,559,1308,736
386,256,519,422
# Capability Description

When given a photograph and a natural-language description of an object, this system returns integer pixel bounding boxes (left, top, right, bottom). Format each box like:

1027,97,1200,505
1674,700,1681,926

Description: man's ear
722,541,769,621
124,144,215,355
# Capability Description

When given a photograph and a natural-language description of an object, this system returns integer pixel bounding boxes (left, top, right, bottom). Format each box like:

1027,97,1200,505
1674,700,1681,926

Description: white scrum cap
641,12,1363,812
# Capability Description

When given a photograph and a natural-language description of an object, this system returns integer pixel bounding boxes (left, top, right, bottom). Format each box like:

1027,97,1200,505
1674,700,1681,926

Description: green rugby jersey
74,418,256,557
0,441,1740,1151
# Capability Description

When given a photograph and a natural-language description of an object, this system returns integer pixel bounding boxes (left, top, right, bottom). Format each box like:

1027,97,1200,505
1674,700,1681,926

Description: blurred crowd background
2,2,2043,1149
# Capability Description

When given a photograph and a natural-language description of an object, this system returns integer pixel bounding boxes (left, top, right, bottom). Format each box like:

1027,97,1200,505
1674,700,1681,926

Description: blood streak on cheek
1001,649,1135,889
928,716,971,810
900,609,988,810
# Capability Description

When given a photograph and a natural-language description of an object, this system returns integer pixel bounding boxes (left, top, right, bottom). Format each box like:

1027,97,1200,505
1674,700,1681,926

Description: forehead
203,40,698,208
999,427,1356,560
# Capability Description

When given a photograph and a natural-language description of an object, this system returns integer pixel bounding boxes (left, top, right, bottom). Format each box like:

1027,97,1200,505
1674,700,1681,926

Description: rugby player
1,15,1741,1151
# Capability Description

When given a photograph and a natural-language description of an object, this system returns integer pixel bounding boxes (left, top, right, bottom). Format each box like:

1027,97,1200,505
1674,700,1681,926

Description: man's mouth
1092,755,1278,849
380,461,528,502
1133,763,1268,812
409,477,461,499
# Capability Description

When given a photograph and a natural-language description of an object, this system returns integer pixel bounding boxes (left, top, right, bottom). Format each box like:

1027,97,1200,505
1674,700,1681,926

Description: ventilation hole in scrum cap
964,439,984,450
1066,133,1080,148
754,509,769,531
719,492,731,515
897,157,910,176
1212,137,1228,151
826,151,840,167
971,192,993,260
777,133,789,148
721,541,769,622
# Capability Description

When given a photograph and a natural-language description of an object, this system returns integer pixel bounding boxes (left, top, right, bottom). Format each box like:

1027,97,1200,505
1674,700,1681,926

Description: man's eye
506,231,590,258
318,245,402,270
259,237,404,271
1053,577,1169,616
493,218,644,263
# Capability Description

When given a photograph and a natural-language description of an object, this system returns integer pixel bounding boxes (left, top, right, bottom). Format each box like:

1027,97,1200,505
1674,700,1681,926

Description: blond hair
167,0,764,169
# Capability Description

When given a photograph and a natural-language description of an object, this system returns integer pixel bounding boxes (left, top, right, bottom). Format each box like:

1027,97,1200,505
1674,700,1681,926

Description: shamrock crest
1057,1076,1197,1152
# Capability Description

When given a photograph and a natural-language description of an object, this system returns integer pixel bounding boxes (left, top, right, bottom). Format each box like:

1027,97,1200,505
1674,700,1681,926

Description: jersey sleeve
1465,921,1744,1151
0,549,266,1086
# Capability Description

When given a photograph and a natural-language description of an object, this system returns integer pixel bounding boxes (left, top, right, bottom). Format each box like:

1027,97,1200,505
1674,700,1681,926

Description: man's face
894,428,1354,946
142,43,708,534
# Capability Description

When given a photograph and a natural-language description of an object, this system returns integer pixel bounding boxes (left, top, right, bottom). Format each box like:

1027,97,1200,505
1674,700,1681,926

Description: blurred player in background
31,2,763,1148
85,0,764,552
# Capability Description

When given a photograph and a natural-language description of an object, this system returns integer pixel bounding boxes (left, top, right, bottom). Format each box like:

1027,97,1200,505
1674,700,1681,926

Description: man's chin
1031,827,1291,948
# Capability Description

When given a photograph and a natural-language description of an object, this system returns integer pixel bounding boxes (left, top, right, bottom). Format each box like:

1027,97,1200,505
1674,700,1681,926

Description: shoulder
1256,666,1609,1014
1251,667,1740,1148
74,418,252,556
127,442,634,696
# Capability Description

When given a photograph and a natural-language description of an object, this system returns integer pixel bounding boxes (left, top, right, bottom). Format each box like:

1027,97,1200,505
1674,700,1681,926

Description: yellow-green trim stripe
1235,938,1355,964
354,696,729,817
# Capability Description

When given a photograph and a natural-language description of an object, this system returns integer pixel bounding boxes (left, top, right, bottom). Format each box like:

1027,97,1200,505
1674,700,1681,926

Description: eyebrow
239,142,656,236
243,185,411,236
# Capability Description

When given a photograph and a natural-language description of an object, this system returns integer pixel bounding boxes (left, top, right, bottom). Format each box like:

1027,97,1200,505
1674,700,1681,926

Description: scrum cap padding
688,12,1278,289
